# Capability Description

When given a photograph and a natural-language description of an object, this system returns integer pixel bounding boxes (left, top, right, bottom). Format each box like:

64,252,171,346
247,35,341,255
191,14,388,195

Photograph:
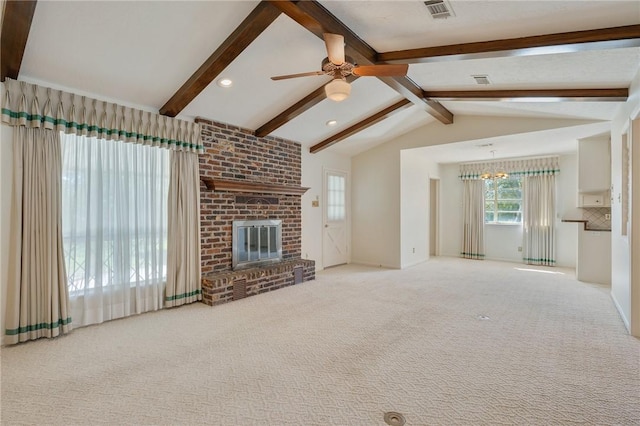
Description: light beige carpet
1,257,639,425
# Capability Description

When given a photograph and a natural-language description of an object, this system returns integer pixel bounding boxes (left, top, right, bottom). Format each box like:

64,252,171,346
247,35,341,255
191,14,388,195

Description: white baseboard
611,292,631,332
401,259,428,269
350,260,399,269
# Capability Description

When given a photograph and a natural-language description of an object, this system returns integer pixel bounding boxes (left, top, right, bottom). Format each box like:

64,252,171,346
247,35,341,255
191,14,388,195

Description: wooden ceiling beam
422,88,629,102
268,0,376,66
254,75,358,138
1,0,38,82
159,2,281,117
378,25,640,64
268,0,453,126
309,99,412,154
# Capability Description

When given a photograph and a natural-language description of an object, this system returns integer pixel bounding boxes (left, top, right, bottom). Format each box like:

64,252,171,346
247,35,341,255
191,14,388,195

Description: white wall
555,154,579,267
301,148,351,271
400,149,439,268
439,164,463,257
610,65,640,334
352,115,593,269
352,141,401,268
484,225,524,263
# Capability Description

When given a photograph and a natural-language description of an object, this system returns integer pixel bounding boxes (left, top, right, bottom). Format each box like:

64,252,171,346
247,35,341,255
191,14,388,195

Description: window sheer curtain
522,174,556,266
61,133,169,326
461,178,485,260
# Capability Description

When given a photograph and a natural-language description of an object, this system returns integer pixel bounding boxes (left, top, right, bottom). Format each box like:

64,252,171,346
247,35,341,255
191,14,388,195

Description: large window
484,176,522,224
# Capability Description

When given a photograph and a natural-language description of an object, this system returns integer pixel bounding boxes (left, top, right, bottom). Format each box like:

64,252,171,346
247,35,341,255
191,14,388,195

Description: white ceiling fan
271,33,409,102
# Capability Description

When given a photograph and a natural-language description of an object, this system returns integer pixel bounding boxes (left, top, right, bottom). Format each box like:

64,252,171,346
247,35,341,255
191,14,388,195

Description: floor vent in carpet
383,411,406,426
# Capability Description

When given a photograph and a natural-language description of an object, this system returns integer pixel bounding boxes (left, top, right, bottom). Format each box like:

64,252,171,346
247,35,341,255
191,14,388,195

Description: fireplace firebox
232,220,282,270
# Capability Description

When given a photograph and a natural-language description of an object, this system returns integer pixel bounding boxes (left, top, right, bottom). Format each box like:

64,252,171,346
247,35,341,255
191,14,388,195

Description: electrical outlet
412,248,415,253
518,246,522,252
605,213,611,220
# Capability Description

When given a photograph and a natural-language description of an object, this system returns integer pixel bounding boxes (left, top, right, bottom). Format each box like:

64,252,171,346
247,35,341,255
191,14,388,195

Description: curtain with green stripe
2,78,202,153
5,127,72,344
165,151,202,307
522,174,557,266
459,156,560,180
3,78,205,343
460,178,485,260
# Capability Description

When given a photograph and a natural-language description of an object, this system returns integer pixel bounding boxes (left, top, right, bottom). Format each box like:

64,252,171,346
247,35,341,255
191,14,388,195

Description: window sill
485,222,522,226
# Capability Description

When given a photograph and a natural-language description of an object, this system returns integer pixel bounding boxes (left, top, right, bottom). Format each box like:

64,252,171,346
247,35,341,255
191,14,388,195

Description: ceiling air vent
472,75,491,85
424,1,455,19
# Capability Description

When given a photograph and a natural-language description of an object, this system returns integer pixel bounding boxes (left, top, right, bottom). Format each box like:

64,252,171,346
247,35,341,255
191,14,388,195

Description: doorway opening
430,178,440,257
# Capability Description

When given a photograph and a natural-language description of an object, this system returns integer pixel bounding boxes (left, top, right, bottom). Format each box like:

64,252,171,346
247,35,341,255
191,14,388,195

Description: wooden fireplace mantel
201,177,310,196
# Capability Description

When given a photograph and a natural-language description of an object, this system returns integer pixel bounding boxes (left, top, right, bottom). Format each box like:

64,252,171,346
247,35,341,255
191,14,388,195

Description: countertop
561,219,611,232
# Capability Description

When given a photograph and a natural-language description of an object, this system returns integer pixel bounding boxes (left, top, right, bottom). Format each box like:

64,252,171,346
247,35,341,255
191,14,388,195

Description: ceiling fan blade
271,71,326,81
323,33,345,65
352,64,409,77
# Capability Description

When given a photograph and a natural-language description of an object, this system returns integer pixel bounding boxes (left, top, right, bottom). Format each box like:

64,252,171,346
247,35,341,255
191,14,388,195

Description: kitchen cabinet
578,135,610,193
577,229,611,285
578,192,610,207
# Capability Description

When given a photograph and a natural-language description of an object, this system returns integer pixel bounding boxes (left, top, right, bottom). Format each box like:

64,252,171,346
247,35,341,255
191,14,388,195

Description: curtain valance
2,78,203,154
459,156,559,180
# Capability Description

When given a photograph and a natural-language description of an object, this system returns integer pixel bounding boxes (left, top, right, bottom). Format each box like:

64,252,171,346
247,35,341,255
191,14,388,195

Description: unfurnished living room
1,1,639,425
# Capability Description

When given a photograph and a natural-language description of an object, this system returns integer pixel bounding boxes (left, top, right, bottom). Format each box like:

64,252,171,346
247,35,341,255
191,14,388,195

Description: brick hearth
196,118,315,306
201,259,315,306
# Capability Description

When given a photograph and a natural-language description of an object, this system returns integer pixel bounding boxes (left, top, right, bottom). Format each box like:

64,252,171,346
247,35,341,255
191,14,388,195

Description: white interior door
323,169,348,268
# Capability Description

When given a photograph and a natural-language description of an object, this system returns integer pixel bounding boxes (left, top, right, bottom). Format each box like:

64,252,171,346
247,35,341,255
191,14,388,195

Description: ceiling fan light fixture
325,79,351,102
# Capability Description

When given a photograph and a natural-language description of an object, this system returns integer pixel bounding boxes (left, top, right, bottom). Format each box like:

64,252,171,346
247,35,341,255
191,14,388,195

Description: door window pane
327,174,346,221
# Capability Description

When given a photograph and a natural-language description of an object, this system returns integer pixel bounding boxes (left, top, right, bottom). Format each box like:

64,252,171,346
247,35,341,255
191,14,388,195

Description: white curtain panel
60,133,170,327
5,127,72,344
461,179,485,260
522,174,556,266
165,151,202,307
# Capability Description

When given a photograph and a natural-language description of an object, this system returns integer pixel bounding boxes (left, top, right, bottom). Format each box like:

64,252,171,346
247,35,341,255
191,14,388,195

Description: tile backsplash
582,207,611,230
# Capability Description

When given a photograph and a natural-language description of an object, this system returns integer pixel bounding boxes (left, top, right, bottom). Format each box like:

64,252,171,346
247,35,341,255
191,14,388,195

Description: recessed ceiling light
217,78,233,88
326,120,338,127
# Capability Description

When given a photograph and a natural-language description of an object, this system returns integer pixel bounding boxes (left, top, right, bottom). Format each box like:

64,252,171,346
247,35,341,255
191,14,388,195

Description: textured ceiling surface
14,0,640,158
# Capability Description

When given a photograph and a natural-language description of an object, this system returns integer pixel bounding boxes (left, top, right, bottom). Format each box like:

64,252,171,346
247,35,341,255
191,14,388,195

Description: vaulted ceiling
2,0,639,158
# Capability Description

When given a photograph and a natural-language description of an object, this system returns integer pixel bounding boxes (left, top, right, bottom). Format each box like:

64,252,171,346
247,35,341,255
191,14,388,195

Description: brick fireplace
196,118,315,306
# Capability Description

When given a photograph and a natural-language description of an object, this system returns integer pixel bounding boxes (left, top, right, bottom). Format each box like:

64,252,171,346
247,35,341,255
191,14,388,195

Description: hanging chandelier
480,151,509,180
